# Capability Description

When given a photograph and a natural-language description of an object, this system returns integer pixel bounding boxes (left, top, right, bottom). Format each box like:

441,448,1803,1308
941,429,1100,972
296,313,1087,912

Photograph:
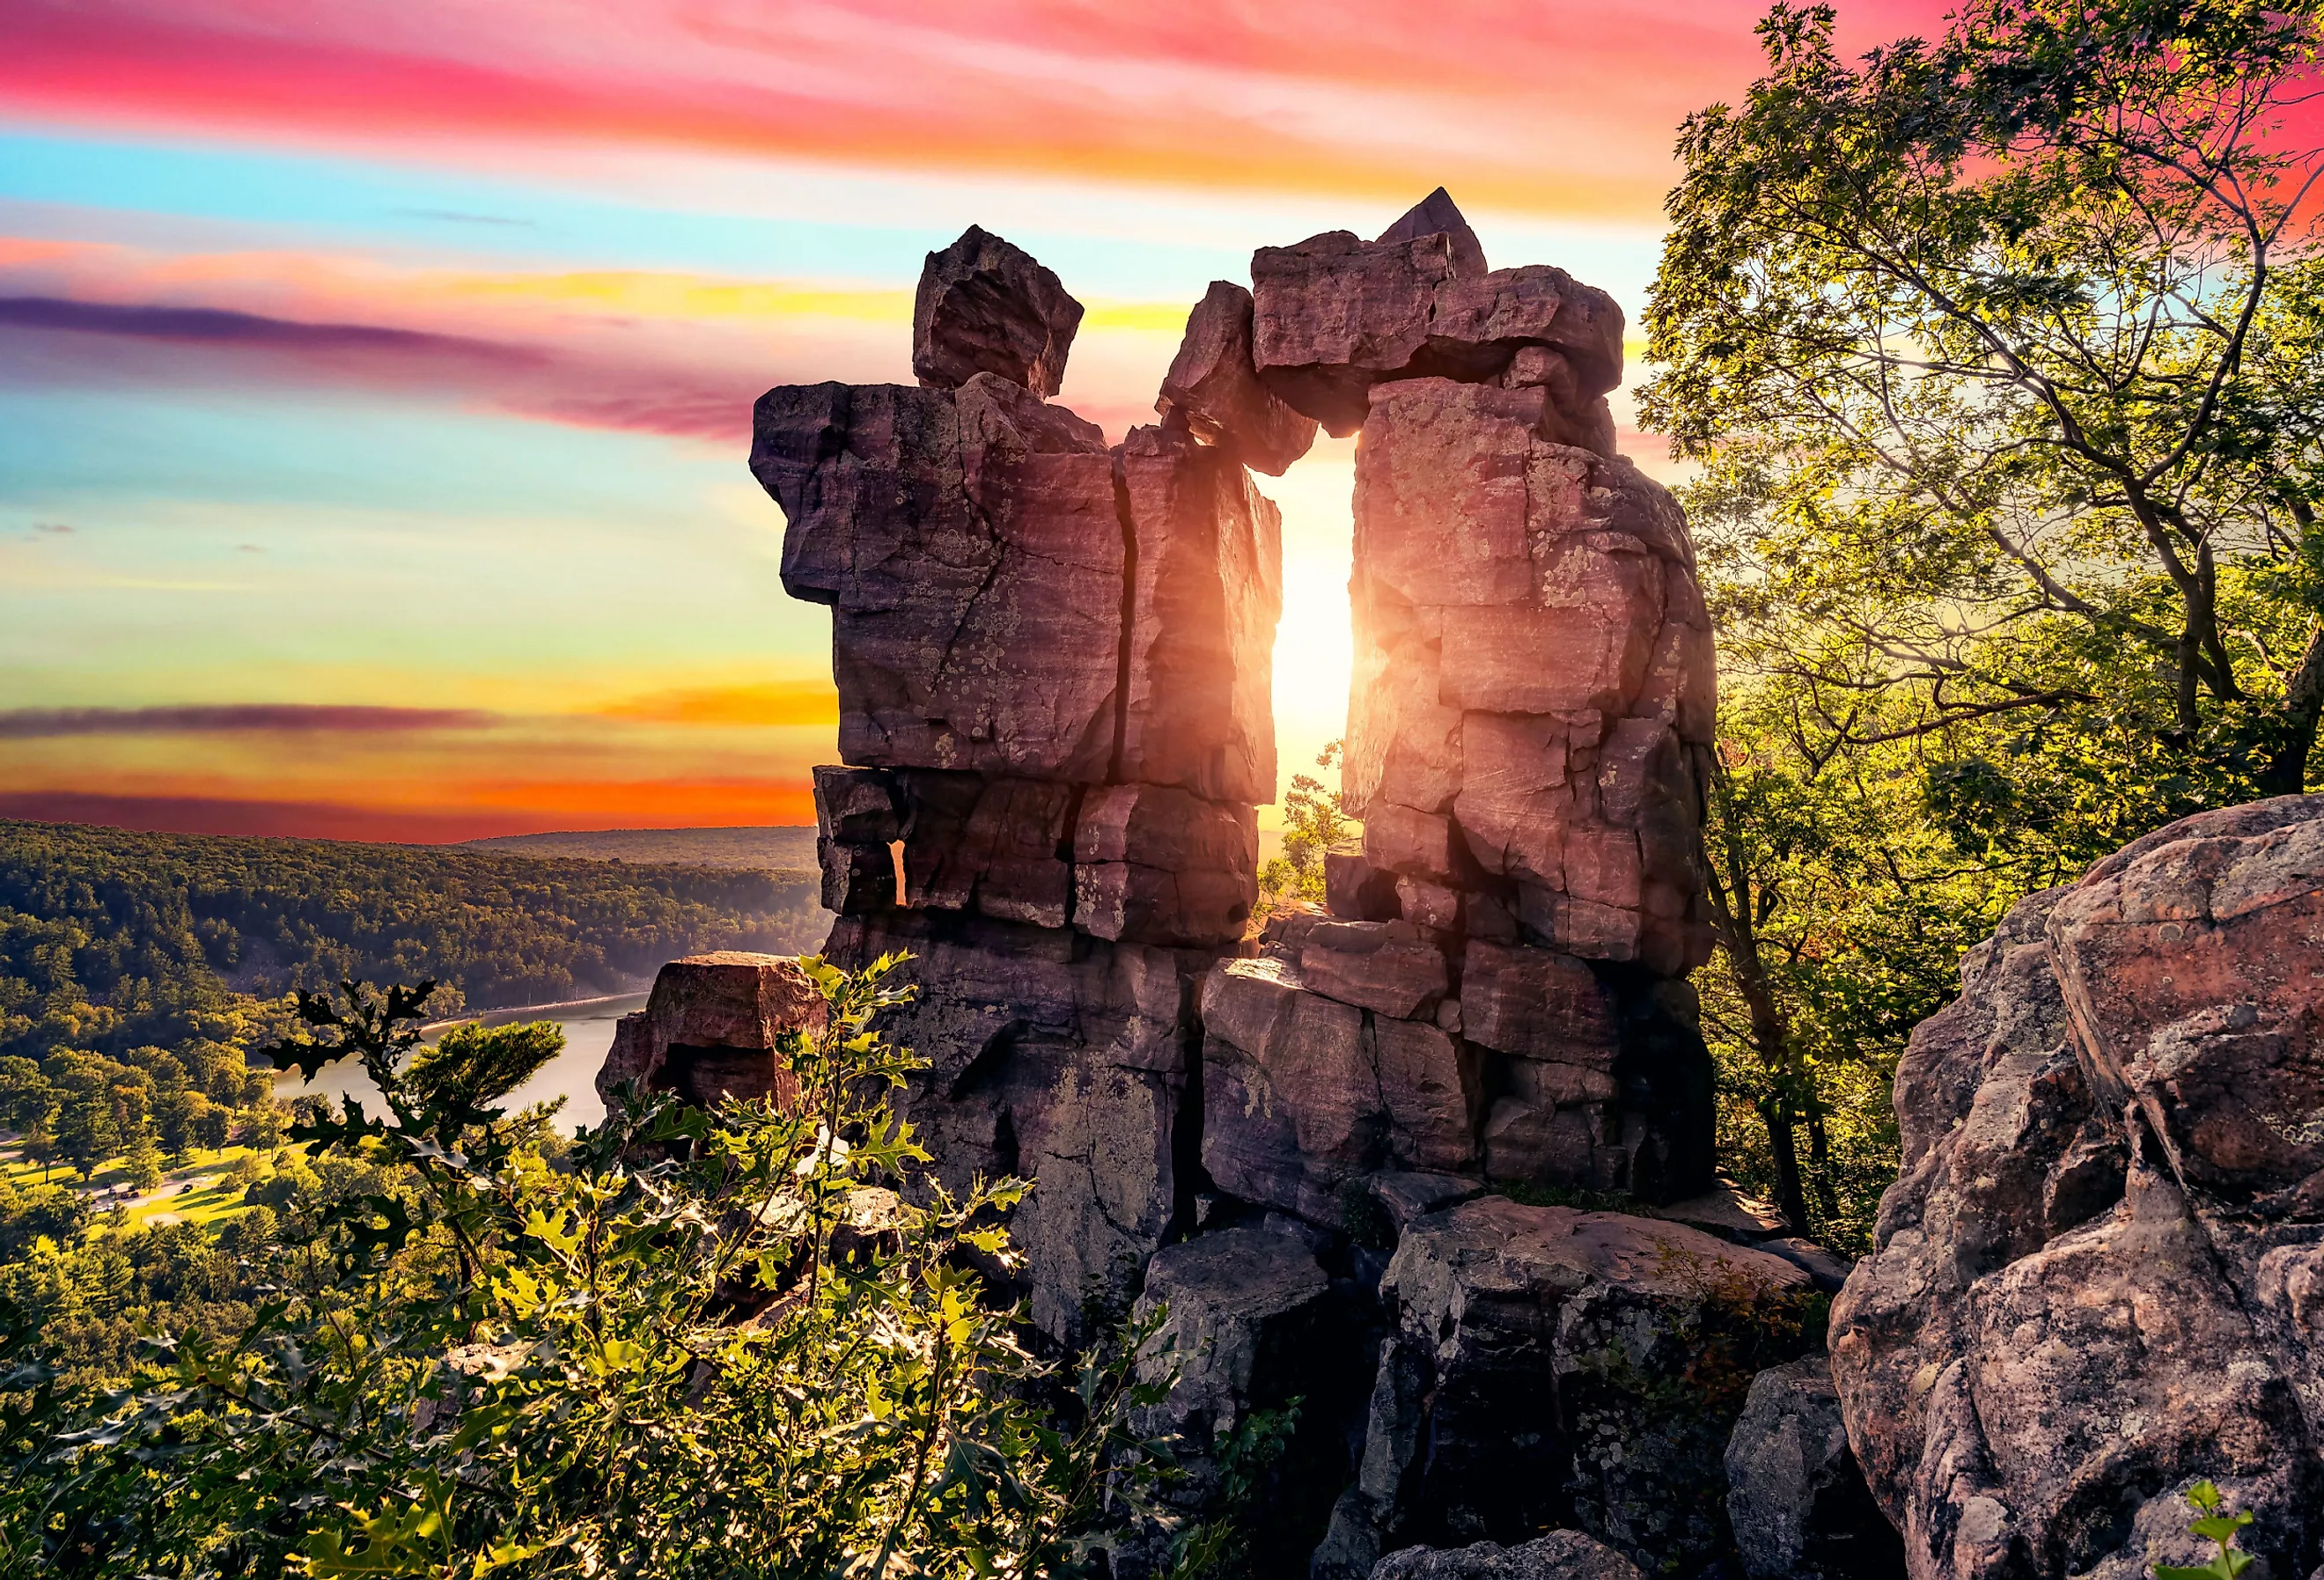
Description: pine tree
124,1123,165,1194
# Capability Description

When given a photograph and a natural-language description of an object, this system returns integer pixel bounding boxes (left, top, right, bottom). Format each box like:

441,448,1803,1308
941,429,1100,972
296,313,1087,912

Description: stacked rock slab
1202,189,1718,1224
752,226,1281,1343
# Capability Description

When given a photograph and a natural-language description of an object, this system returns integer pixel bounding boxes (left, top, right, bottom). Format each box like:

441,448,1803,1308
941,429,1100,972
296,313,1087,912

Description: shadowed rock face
1369,1530,1645,1580
1155,280,1319,477
1725,1355,1903,1580
1313,1196,1817,1578
1829,795,2324,1580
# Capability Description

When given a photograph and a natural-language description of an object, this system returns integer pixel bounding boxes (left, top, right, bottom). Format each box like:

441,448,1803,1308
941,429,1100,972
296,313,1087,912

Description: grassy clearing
3,1140,275,1236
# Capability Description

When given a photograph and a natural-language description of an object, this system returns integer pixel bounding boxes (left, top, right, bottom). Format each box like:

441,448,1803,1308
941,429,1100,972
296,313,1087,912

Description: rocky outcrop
1197,191,1717,1219
1114,1227,1363,1576
746,195,1717,1358
912,224,1084,396
594,952,824,1109
1725,1355,1901,1580
1156,280,1319,476
1313,1196,1820,1578
1829,795,2324,1580
1249,188,1622,437
1369,1530,1644,1580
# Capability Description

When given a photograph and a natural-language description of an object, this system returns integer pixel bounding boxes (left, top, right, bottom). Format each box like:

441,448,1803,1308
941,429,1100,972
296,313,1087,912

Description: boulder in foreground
1831,794,2324,1580
1370,1529,1644,1580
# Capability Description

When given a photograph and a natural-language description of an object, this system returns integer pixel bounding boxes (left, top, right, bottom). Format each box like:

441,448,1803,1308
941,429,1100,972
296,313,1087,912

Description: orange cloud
595,681,840,728
0,775,820,844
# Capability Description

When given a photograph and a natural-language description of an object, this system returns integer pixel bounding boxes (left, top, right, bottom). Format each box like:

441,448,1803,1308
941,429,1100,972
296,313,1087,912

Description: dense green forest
0,819,826,1065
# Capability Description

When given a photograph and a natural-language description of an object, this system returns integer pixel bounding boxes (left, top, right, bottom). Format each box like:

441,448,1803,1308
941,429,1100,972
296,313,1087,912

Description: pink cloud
1,0,1962,220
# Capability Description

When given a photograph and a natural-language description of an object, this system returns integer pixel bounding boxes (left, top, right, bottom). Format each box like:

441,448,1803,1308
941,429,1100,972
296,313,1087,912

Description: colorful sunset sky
0,0,1945,843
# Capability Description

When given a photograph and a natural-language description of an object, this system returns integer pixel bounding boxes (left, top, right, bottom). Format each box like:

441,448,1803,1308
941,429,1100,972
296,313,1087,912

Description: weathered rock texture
1830,795,2324,1580
1313,1195,1819,1578
1114,1227,1364,1576
1725,1355,1901,1580
912,224,1084,397
1369,1530,1645,1580
595,952,824,1109
732,197,1732,1569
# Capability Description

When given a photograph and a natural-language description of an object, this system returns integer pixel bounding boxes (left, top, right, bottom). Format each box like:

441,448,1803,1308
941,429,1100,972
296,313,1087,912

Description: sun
1251,432,1357,823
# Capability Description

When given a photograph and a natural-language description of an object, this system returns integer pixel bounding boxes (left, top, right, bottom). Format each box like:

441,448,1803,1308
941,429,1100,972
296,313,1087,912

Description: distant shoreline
420,988,650,1033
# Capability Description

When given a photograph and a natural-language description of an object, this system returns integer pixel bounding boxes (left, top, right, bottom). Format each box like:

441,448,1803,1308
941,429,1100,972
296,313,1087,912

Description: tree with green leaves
0,1057,50,1135
0,964,1191,1577
148,1088,198,1162
1260,742,1353,908
235,1097,285,1150
1645,0,2324,804
1697,687,2009,1245
1643,0,2324,1243
185,1101,230,1155
119,1125,163,1195
403,1020,563,1115
49,1090,116,1185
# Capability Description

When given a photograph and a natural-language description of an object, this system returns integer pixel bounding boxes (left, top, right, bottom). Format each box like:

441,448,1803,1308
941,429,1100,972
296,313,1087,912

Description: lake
274,991,647,1132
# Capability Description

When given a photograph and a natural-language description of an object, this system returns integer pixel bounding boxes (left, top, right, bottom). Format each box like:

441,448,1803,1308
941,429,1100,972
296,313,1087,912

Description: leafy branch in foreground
0,957,1180,1577
2155,1481,2254,1580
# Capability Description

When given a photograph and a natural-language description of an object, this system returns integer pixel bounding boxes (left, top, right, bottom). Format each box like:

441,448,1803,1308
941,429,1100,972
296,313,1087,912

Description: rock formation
742,197,1717,1359
1312,1197,1818,1577
718,192,1740,1569
1725,1356,1902,1580
1829,795,2324,1580
1369,1530,1646,1580
594,951,823,1109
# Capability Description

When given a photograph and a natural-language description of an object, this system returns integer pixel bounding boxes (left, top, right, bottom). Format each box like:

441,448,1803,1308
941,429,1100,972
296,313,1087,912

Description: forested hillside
0,819,826,1062
460,825,820,869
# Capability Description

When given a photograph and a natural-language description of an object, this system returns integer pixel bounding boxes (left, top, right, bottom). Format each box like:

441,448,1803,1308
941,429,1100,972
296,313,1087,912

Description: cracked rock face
1829,795,2324,1580
1248,190,1622,439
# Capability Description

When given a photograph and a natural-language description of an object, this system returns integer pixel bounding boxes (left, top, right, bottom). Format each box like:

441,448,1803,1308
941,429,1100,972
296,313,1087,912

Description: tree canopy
1644,0,2324,1240
1646,0,2324,804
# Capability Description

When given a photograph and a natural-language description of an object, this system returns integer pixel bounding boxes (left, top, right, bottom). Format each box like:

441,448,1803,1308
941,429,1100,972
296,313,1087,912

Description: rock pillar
746,195,1718,1343
1202,191,1719,1221
750,228,1284,1343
